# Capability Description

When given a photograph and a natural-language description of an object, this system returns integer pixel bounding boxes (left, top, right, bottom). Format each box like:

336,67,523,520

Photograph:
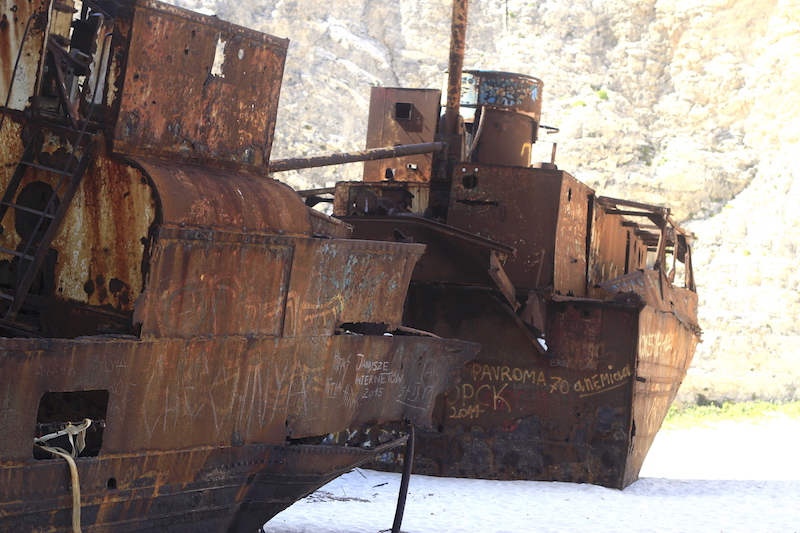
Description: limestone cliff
171,0,800,404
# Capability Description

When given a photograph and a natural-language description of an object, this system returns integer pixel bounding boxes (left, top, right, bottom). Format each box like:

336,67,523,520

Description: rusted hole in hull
33,390,108,459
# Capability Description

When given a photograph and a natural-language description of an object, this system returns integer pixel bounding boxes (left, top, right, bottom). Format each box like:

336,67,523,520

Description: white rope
35,419,92,533
34,418,92,457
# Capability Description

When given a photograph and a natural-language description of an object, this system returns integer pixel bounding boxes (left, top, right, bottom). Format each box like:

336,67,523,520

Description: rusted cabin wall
55,152,156,312
111,0,288,165
587,207,632,300
553,174,592,297
0,0,49,112
0,138,155,318
136,228,423,339
135,228,294,338
448,164,563,290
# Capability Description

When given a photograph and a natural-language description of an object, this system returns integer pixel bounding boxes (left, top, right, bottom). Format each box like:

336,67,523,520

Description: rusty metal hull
342,206,698,488
0,124,478,527
0,331,475,531
369,271,698,489
1,438,404,532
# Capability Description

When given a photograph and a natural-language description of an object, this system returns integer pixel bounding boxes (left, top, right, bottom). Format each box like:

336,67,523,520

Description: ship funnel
455,70,544,167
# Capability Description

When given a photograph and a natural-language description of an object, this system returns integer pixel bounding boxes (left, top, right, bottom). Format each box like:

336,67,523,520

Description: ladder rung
0,201,56,219
0,246,37,261
19,160,75,177
0,291,13,301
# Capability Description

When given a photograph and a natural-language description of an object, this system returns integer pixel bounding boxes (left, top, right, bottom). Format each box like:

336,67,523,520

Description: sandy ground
264,414,800,532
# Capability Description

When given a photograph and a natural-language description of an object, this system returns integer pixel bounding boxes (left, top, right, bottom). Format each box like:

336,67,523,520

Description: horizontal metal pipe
269,142,448,173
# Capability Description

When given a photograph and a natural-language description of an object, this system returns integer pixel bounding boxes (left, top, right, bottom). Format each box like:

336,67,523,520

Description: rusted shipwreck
0,0,478,530
301,1,701,489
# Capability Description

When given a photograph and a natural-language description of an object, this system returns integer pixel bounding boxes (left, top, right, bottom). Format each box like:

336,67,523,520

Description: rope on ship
34,418,93,533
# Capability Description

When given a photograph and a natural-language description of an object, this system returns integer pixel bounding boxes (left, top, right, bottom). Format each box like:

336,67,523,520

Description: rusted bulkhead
0,0,478,530
329,66,700,488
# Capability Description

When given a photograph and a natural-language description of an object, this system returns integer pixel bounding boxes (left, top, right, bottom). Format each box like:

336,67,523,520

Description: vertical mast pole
444,0,468,135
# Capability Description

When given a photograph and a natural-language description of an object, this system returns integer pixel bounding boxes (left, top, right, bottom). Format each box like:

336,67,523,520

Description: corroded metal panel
363,88,441,182
448,164,593,295
0,334,476,459
0,0,49,112
0,136,155,330
624,303,699,487
599,268,700,332
0,425,407,531
283,238,426,337
137,229,426,340
588,204,633,299
396,285,639,487
130,156,312,235
53,151,156,312
344,215,515,286
113,0,288,164
447,164,563,290
135,228,295,338
553,173,592,298
285,335,475,437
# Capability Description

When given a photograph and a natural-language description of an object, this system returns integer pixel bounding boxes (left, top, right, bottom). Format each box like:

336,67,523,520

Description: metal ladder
0,128,96,323
0,8,113,329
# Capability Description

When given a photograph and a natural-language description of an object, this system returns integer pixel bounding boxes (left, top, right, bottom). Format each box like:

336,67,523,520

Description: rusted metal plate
0,434,407,531
623,304,698,487
599,268,700,332
0,335,475,458
0,137,155,333
53,151,156,314
468,107,537,167
135,228,294,338
284,335,476,437
130,156,312,235
343,215,515,286
112,0,288,165
588,204,638,299
282,237,426,337
389,286,640,487
553,171,593,298
448,163,592,294
363,88,441,182
0,0,49,113
0,330,476,529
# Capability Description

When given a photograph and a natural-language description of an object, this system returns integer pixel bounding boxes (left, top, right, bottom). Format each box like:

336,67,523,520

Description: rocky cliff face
172,0,800,404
